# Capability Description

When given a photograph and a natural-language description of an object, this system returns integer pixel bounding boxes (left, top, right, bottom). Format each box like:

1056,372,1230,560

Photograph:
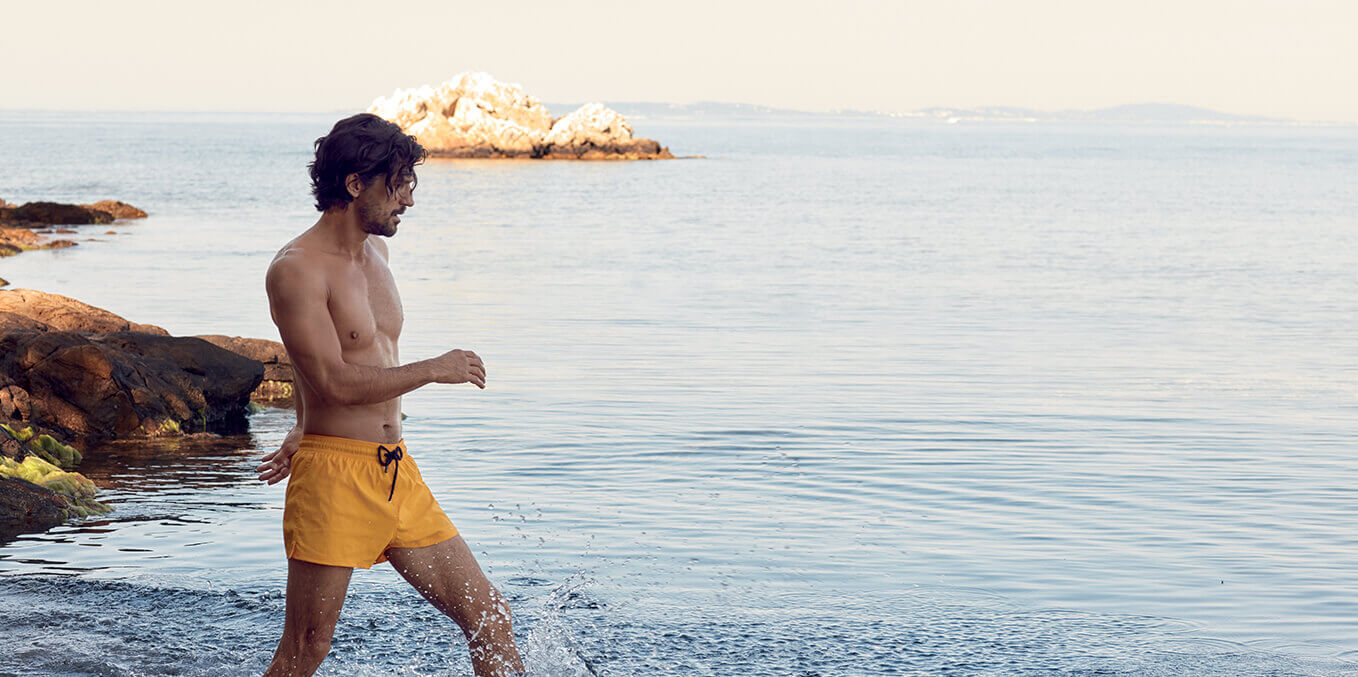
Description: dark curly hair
309,113,428,212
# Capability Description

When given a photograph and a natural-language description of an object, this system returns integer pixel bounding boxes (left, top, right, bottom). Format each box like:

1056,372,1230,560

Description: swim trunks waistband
298,433,406,458
298,434,406,501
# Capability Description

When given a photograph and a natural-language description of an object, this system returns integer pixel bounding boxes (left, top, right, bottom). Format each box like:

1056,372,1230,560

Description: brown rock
0,385,32,421
9,202,114,225
0,289,169,335
196,335,294,400
0,312,52,331
0,432,24,460
0,330,263,445
0,476,70,541
82,200,148,219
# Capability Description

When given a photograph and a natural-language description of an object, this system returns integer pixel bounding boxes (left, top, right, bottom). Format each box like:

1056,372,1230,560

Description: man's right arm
265,253,485,408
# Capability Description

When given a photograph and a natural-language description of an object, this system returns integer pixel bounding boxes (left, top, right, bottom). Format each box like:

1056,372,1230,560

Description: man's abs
296,380,403,444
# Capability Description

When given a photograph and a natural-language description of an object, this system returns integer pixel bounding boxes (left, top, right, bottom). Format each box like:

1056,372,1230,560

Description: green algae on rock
0,454,110,519
1,424,83,469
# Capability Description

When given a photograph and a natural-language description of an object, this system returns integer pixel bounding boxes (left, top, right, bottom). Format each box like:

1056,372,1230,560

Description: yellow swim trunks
283,434,458,569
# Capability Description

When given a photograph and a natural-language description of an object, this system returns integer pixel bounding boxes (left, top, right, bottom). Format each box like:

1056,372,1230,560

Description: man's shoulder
266,244,327,297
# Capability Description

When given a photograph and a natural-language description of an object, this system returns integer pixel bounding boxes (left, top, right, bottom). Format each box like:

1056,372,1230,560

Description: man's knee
284,625,335,661
460,584,514,641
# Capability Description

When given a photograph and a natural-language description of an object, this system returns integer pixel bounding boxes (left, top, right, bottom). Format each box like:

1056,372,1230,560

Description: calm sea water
0,111,1355,675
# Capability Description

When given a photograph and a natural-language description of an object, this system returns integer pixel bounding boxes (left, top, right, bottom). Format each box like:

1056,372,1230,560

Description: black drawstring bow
377,444,404,501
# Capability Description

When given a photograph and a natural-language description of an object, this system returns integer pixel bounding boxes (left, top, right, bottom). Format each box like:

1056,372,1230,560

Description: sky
2,0,1356,122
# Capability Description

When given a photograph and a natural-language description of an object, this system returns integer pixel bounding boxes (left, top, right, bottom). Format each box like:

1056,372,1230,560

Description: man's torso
276,231,404,443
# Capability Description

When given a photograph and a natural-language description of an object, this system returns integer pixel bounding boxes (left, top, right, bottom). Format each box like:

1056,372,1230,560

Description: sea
0,110,1355,676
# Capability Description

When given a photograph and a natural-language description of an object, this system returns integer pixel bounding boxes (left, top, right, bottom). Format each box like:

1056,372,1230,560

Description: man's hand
257,426,304,484
434,349,486,389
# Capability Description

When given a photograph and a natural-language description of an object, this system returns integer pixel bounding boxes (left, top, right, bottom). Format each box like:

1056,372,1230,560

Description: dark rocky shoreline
0,200,294,540
0,199,148,264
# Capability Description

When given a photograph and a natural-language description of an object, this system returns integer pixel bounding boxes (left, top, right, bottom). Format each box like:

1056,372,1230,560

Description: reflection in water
78,432,265,493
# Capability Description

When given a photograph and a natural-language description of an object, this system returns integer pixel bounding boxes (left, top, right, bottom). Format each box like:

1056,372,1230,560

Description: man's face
355,172,416,237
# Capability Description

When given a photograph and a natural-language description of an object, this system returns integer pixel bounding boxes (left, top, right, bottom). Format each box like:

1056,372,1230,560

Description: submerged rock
0,225,76,257
368,72,673,160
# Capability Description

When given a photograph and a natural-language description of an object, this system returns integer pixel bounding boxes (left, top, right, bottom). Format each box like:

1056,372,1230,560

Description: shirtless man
255,113,524,677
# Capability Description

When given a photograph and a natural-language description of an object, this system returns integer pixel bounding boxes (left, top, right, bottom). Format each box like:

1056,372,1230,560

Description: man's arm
264,252,484,407
256,397,304,484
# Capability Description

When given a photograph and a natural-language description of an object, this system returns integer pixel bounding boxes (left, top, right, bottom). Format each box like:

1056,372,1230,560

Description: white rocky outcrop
367,72,671,159
543,103,633,148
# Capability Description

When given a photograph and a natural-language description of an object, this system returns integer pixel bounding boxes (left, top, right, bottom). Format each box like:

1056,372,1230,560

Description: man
255,113,524,677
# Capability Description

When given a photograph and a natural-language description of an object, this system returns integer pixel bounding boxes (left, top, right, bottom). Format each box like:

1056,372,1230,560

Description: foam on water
2,574,1355,676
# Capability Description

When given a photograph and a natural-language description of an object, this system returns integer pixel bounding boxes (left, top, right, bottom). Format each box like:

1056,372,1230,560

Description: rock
81,200,147,219
0,454,110,541
0,385,33,421
0,289,168,335
0,311,53,332
0,330,263,445
196,335,295,402
369,72,672,160
0,476,70,540
543,103,632,149
7,202,114,225
0,432,24,460
0,226,78,258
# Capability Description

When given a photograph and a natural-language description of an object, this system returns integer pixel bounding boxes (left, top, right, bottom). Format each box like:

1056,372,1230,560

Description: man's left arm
255,395,304,485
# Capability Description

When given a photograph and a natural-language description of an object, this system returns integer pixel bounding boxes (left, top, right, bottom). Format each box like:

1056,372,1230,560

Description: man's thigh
282,557,354,635
385,536,501,621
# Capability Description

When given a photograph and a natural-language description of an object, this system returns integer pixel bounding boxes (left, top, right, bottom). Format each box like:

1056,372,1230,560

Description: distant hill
544,101,857,120
546,101,1315,126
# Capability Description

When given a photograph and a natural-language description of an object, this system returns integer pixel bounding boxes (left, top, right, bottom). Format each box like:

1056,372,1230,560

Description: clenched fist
434,349,485,388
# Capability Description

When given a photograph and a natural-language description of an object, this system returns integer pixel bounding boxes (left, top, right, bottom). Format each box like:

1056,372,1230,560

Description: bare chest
327,260,403,354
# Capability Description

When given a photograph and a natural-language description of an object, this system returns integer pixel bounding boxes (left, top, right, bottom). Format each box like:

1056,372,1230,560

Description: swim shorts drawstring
377,444,404,501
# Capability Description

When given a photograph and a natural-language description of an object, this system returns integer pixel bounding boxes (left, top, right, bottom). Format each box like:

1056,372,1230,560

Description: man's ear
345,173,363,198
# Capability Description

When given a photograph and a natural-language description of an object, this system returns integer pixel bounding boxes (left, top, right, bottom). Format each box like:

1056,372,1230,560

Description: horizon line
1,102,1354,127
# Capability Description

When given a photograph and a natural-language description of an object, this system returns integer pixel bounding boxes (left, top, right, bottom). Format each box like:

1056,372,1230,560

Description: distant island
368,73,675,160
545,101,1337,127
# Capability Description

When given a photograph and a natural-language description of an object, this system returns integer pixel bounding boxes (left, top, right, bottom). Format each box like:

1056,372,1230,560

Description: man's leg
264,558,354,677
386,536,525,676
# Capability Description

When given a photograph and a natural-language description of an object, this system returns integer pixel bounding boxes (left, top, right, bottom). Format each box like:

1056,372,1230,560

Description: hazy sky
3,0,1356,122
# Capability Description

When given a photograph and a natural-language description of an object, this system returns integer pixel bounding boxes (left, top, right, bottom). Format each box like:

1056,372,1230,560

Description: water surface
1,112,1356,674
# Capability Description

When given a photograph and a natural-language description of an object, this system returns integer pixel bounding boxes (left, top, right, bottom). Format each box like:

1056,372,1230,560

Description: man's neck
314,208,370,259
